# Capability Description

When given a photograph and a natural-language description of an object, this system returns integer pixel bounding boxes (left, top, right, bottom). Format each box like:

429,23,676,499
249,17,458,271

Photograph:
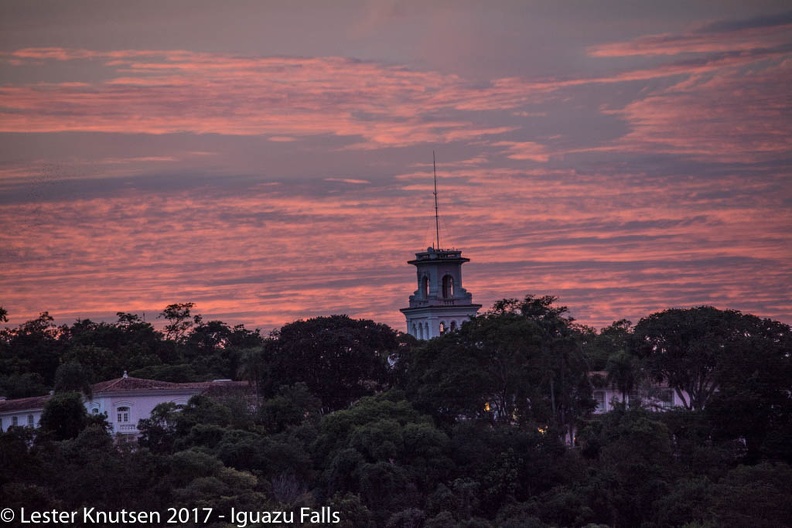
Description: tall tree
262,315,396,413
237,347,267,398
584,319,633,371
405,312,544,425
605,350,641,404
38,392,89,441
0,312,63,385
159,302,202,342
633,306,792,418
53,361,94,397
404,295,594,436
705,315,792,462
183,320,263,379
632,306,748,411
62,313,165,374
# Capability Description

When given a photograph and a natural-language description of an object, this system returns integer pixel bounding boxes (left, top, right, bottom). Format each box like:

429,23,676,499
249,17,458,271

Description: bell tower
400,153,481,339
401,247,481,339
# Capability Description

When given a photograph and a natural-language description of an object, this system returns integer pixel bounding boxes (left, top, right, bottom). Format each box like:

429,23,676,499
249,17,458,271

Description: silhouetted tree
53,361,93,397
711,462,792,528
0,312,62,385
159,302,202,342
262,315,396,412
633,307,744,410
404,295,594,437
633,307,792,420
605,350,641,404
705,315,792,462
584,319,633,371
38,392,88,441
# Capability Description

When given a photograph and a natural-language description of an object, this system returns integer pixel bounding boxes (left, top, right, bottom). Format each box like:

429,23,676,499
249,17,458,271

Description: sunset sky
1,1,790,334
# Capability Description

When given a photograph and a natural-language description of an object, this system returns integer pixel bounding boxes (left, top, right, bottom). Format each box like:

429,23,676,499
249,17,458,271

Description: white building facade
590,373,690,414
0,374,247,435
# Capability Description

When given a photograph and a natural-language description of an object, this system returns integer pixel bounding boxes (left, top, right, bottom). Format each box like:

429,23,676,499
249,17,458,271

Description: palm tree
606,350,641,405
237,346,267,400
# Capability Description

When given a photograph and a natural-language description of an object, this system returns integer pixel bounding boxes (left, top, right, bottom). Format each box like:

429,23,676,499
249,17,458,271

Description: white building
0,374,248,435
0,393,48,431
589,372,689,414
401,247,481,340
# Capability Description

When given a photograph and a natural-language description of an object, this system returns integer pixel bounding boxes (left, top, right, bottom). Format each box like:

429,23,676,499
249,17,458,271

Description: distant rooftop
0,376,249,413
0,394,51,414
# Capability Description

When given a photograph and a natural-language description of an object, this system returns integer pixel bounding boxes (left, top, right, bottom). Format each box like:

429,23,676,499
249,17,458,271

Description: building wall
85,391,198,434
592,385,688,414
0,390,200,435
0,410,41,432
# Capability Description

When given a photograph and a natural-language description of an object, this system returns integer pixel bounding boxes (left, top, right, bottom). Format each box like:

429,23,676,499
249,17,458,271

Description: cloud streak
1,6,790,333
2,157,788,331
1,49,521,148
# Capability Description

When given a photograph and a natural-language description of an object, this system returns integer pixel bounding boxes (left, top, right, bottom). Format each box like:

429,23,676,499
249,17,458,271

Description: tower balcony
409,247,469,265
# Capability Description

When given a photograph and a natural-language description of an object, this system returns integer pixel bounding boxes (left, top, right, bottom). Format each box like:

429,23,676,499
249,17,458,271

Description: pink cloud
1,19,790,332
2,38,789,167
602,60,791,163
589,22,792,57
1,159,789,332
324,178,371,185
490,141,551,162
0,48,528,150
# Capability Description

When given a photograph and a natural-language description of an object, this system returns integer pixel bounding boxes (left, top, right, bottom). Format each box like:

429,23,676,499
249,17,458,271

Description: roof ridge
93,377,125,391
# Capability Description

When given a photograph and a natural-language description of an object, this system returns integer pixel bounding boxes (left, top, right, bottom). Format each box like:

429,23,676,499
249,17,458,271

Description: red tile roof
0,394,51,414
91,376,186,393
0,377,250,414
92,376,248,394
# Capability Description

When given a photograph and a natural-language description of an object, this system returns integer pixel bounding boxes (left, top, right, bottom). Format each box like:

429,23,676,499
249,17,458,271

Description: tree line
1,297,791,527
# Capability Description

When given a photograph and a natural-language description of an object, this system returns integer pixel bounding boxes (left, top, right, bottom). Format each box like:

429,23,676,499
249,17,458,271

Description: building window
12,416,18,426
657,389,674,409
593,391,606,413
421,276,430,298
27,414,34,427
442,275,454,298
117,406,130,423
439,321,447,335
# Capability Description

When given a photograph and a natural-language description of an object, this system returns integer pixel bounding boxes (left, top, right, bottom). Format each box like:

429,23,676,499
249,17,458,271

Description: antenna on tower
433,151,441,250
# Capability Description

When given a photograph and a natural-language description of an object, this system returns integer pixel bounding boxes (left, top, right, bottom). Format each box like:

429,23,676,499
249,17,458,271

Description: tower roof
408,247,469,265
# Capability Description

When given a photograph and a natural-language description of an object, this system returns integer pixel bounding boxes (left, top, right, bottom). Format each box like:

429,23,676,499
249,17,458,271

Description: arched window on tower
439,321,447,335
442,275,454,298
421,276,430,299
450,320,458,332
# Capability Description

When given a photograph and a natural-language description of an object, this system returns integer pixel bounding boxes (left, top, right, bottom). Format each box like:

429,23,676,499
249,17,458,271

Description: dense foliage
1,298,791,527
